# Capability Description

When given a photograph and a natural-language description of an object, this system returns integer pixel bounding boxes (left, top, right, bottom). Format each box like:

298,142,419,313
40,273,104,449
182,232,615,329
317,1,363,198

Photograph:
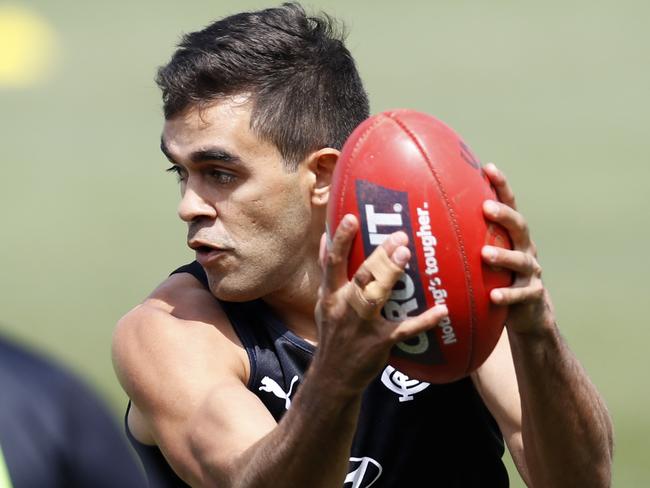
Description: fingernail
484,200,499,215
341,215,355,230
491,289,503,302
437,305,448,315
485,162,497,172
394,247,410,266
390,231,408,246
482,246,497,261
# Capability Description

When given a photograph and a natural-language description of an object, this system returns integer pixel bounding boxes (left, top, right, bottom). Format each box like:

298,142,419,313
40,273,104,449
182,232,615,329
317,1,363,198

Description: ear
305,148,339,207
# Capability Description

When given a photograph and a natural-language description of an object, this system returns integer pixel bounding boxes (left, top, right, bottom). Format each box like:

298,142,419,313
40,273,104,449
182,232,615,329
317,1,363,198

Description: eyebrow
160,137,241,165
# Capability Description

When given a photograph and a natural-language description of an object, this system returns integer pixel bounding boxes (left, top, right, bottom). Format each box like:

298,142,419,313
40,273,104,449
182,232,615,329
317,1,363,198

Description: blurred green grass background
1,0,647,485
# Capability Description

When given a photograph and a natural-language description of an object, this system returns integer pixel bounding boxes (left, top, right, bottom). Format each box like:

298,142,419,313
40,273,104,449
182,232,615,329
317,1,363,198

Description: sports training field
1,1,648,485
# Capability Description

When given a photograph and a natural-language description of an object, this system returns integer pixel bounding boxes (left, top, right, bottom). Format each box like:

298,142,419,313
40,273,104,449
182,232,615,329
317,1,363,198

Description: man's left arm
472,163,613,488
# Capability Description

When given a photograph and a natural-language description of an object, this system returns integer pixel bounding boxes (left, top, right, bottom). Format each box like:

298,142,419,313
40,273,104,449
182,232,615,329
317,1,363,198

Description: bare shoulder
112,272,277,484
112,271,249,414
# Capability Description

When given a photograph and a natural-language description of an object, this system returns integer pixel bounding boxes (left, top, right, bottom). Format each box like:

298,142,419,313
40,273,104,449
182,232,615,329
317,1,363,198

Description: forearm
478,166,613,486
509,324,613,488
218,364,362,488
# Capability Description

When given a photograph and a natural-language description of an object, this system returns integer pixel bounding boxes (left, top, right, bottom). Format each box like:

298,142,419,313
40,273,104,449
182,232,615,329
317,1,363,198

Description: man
0,334,146,487
113,3,613,487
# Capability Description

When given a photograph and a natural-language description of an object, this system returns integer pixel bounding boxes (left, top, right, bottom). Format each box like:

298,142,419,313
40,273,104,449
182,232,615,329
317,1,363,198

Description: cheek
247,178,310,229
234,200,279,240
248,193,312,257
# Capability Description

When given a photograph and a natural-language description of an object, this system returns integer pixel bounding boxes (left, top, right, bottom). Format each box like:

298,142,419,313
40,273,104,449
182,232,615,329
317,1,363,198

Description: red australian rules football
327,109,512,384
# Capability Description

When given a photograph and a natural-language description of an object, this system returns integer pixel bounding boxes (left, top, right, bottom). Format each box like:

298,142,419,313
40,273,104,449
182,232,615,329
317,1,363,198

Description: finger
490,282,544,306
323,214,358,292
483,163,517,209
389,305,448,343
482,246,542,276
483,200,531,250
347,281,381,319
353,232,409,301
361,250,410,302
347,235,411,319
348,251,408,319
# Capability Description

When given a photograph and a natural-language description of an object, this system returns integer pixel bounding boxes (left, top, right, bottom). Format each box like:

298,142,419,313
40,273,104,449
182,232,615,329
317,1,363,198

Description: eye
208,168,237,185
166,165,186,183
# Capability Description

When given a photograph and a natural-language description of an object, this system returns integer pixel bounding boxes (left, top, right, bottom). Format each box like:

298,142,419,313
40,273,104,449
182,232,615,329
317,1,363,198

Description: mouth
188,240,231,265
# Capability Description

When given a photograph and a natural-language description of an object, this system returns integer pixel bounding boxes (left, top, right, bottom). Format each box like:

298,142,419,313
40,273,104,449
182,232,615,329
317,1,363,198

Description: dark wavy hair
156,2,369,170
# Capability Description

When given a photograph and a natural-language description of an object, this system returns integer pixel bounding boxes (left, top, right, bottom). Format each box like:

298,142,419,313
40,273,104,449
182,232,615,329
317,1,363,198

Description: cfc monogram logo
380,366,430,402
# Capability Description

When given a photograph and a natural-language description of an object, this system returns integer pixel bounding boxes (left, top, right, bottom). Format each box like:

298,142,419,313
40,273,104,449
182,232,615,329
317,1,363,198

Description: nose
177,185,217,223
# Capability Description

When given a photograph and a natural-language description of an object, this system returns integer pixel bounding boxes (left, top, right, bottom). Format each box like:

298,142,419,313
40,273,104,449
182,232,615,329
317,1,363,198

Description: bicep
471,329,530,484
150,378,277,486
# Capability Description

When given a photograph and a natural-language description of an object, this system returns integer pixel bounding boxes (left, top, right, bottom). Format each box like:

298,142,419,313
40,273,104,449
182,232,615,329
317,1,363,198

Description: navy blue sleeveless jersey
0,336,146,488
127,262,509,487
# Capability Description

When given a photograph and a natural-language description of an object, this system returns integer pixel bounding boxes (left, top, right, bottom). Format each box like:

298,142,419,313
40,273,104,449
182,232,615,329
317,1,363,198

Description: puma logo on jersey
259,375,299,410
381,366,430,402
345,457,382,488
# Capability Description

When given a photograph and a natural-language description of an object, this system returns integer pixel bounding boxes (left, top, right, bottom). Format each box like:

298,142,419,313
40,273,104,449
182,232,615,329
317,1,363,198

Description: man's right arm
114,274,360,487
113,218,447,487
113,273,279,486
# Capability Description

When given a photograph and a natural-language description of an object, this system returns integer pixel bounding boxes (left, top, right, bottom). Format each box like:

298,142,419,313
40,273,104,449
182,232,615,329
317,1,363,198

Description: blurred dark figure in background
0,334,146,488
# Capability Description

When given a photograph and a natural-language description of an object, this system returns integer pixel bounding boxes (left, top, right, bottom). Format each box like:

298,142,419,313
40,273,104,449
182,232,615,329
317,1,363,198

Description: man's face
161,96,319,301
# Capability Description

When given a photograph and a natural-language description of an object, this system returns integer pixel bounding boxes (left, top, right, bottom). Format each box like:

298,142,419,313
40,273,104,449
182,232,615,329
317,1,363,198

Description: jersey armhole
217,300,259,391
168,262,259,391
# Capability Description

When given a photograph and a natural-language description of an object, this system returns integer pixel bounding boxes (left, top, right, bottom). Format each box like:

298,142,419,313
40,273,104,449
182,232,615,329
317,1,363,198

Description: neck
263,257,322,343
